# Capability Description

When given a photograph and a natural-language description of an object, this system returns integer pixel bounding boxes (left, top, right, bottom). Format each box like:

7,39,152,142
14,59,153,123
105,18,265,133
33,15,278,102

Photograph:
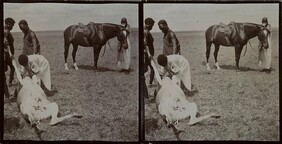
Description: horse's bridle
258,26,270,40
117,27,128,48
258,25,271,49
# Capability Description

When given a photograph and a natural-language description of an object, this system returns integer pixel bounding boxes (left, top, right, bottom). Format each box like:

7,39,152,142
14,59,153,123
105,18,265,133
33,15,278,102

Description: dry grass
145,30,279,141
4,29,139,141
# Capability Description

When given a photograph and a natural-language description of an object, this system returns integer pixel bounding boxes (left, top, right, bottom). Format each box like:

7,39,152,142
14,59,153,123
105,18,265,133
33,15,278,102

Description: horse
64,22,128,71
205,22,269,71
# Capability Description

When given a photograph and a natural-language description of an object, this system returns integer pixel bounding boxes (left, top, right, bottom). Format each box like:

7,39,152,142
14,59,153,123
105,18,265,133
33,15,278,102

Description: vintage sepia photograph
66,0,142,1
3,3,139,141
143,3,279,141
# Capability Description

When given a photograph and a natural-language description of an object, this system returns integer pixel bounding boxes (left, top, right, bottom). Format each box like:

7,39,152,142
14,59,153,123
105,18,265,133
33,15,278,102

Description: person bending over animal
18,54,58,96
157,54,192,93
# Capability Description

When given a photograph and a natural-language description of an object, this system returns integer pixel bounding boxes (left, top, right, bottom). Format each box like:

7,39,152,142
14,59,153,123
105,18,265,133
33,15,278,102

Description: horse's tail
101,42,107,57
205,25,215,63
64,25,75,63
64,25,75,44
242,41,252,57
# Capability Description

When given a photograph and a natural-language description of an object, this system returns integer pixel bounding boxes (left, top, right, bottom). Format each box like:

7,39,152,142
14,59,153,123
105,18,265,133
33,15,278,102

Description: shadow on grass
145,118,160,134
4,117,21,133
220,64,258,72
78,65,118,72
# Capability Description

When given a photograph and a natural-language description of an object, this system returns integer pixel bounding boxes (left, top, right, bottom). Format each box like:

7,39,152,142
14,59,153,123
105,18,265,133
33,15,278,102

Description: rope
145,46,163,86
32,124,44,140
101,42,107,57
8,48,23,85
248,40,253,49
242,42,248,57
243,41,253,57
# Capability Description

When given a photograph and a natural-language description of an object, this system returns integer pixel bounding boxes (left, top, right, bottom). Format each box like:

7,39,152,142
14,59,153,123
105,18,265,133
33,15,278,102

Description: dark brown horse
64,22,128,71
205,22,268,71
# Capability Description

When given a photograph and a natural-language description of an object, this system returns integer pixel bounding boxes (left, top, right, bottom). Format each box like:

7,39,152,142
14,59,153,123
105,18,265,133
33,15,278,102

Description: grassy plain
145,30,279,141
4,29,139,141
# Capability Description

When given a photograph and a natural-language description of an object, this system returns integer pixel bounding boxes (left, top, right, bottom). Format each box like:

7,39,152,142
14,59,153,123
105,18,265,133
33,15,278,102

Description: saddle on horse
219,21,237,44
77,22,95,45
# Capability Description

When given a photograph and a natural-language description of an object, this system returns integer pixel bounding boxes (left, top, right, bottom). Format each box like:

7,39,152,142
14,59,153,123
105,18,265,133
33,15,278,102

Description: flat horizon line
11,27,278,33
11,27,139,33
151,27,279,33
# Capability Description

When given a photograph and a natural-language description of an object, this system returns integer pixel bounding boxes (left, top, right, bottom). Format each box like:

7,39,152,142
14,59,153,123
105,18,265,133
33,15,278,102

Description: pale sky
144,3,279,32
4,3,138,32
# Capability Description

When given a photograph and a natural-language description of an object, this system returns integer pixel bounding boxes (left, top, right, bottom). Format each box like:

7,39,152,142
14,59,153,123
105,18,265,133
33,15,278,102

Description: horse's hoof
93,68,99,72
215,62,221,70
74,67,79,70
65,67,69,71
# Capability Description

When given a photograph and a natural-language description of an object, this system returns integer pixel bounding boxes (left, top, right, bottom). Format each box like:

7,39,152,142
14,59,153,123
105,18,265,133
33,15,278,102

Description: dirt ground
145,30,279,141
4,29,139,141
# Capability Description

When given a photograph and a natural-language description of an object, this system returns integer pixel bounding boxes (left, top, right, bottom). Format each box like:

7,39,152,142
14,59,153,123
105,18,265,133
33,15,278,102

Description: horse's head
258,25,271,49
117,26,128,49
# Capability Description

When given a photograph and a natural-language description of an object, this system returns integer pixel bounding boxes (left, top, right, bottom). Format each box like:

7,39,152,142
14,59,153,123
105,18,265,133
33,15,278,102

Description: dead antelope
144,47,220,133
15,75,82,140
156,76,220,131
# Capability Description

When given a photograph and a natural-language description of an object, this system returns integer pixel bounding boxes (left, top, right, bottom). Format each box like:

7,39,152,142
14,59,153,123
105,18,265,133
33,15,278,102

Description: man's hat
145,17,155,25
19,19,28,26
262,17,268,24
158,19,168,26
5,17,15,25
121,17,127,24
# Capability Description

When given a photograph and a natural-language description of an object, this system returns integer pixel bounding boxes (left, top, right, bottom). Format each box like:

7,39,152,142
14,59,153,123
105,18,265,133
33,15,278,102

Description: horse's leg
64,41,70,70
206,42,212,71
235,46,243,70
93,45,102,71
72,44,79,70
214,44,221,70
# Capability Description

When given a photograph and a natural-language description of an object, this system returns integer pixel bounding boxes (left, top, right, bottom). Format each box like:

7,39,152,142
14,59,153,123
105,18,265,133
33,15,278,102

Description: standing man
144,17,155,86
258,17,272,73
4,17,16,86
141,18,155,98
18,20,40,55
117,17,131,74
143,17,156,99
158,19,180,55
